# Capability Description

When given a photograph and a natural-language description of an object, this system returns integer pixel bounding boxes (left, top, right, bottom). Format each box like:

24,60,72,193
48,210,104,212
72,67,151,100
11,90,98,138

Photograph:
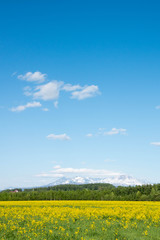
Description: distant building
10,189,19,193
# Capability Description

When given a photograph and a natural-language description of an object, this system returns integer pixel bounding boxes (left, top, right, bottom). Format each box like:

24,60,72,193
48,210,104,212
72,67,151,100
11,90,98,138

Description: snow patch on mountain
46,175,144,187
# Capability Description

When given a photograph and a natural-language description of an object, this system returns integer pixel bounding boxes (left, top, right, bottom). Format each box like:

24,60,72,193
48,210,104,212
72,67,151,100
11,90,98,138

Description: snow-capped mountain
46,175,144,187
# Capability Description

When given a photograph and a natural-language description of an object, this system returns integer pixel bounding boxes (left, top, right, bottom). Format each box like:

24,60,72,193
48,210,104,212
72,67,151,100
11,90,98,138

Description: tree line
1,183,160,201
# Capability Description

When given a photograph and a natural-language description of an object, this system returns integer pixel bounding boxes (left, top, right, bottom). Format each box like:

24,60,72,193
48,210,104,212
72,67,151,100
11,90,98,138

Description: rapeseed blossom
0,201,160,239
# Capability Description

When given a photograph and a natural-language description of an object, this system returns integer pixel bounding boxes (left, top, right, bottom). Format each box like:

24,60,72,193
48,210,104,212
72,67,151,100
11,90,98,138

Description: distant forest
1,183,160,201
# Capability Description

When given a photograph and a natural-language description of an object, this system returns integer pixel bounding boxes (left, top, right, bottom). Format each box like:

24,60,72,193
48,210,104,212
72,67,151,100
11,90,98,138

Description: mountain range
46,174,144,187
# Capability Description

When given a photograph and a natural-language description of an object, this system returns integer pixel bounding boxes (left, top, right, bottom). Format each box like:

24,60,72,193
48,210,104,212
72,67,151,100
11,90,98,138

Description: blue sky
1,0,160,189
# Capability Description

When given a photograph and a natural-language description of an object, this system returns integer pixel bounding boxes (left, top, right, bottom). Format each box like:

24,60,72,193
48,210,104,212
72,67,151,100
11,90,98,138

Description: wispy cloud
151,142,160,147
86,133,93,137
104,128,127,135
155,106,160,109
51,167,119,175
71,85,100,100
104,158,115,163
42,108,49,112
54,101,58,108
62,84,82,91
11,101,42,112
23,86,32,96
18,71,47,83
36,166,121,178
86,128,127,138
36,173,64,178
11,72,17,77
53,165,61,169
47,133,71,141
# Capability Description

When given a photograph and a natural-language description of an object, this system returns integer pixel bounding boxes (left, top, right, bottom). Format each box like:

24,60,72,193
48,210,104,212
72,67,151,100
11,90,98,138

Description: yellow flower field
0,201,160,239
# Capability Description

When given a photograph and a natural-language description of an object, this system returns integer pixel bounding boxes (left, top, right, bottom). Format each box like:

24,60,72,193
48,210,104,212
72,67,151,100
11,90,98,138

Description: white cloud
53,165,61,169
36,173,63,178
18,71,47,83
52,167,120,176
86,128,127,138
33,81,63,100
104,128,127,135
47,133,71,141
54,101,58,108
156,106,160,109
16,72,101,111
86,133,93,137
98,128,106,134
37,166,121,178
11,72,17,77
23,86,32,96
71,85,100,100
151,142,160,147
63,84,82,91
11,101,42,112
33,82,99,101
42,108,49,112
